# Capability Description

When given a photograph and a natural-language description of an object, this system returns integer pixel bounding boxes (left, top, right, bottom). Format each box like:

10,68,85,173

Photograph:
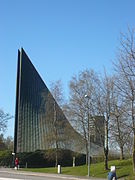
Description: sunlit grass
22,159,135,179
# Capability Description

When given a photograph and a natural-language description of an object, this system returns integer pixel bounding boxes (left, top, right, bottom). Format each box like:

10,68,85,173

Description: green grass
21,159,135,179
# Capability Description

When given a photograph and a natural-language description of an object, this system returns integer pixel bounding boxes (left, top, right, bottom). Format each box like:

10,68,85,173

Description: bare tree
0,134,13,151
124,132,133,157
0,109,12,133
68,69,101,165
4,136,13,151
50,80,64,108
110,102,132,159
97,73,114,170
0,134,6,150
49,80,64,167
114,28,135,172
109,80,133,160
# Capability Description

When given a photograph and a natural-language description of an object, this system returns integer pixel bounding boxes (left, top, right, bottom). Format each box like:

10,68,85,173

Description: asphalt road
0,168,106,180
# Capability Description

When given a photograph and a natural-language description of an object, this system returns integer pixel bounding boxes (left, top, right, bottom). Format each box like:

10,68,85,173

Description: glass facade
14,48,84,153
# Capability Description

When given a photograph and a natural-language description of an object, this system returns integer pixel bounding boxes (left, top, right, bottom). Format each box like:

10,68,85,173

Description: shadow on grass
118,174,129,179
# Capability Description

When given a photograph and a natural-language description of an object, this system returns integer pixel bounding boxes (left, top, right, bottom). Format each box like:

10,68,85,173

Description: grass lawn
21,159,135,179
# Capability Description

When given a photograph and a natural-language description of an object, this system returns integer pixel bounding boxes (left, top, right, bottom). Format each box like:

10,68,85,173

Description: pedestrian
14,157,18,170
107,171,117,180
107,166,117,180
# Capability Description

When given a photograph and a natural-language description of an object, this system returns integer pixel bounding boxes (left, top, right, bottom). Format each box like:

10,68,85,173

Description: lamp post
84,94,90,177
12,152,15,168
88,133,90,177
54,100,58,167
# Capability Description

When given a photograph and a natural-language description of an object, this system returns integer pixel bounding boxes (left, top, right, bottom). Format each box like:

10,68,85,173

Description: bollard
73,157,75,167
58,165,61,174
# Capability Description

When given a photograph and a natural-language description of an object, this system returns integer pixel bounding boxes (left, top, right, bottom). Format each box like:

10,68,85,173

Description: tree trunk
104,147,108,170
132,132,135,172
85,141,88,165
120,145,124,160
104,114,109,170
131,98,135,172
55,147,58,167
55,130,58,167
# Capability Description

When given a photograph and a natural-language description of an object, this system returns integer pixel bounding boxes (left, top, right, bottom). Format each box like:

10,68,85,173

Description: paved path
0,168,106,180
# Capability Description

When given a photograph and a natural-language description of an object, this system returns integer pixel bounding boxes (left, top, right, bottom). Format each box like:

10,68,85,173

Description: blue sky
1,0,135,137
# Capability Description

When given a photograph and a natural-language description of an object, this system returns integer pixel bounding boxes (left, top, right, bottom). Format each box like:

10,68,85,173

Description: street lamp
84,94,90,177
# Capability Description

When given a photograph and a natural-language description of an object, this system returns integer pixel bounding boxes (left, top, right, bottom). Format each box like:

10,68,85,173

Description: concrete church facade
14,48,104,155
